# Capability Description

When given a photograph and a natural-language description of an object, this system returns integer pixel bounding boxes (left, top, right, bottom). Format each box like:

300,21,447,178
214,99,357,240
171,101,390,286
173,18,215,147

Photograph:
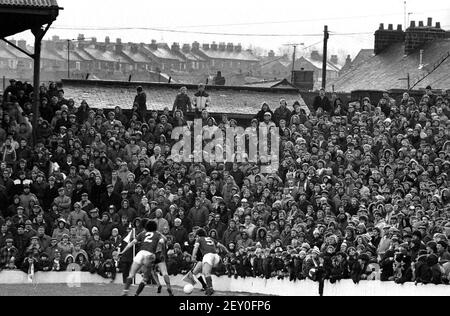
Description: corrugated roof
0,0,58,8
329,40,450,92
62,80,306,114
198,48,259,62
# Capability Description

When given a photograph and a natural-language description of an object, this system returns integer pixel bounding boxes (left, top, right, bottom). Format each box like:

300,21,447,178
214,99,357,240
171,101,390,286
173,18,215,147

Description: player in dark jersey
134,230,174,296
119,220,162,296
192,229,230,296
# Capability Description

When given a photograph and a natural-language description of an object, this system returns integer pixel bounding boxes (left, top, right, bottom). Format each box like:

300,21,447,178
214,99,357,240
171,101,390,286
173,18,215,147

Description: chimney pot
388,24,393,30
182,44,191,53
18,40,27,50
436,22,441,29
410,21,416,28
418,21,424,27
397,24,402,31
116,38,122,44
379,23,384,30
427,18,432,27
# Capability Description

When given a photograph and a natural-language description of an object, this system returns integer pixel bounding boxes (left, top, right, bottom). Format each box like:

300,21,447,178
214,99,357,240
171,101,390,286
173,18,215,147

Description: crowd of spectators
0,80,449,286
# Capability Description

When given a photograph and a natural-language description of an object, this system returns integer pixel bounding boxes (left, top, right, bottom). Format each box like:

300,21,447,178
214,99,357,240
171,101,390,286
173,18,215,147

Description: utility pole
291,45,297,84
67,39,70,79
404,1,407,29
283,43,304,84
322,25,329,89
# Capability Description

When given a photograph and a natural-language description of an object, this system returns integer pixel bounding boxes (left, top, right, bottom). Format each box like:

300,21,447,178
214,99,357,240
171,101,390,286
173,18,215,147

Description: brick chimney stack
192,42,200,51
268,50,275,58
115,38,123,54
374,22,405,55
18,40,27,51
202,43,210,51
311,50,321,61
405,17,446,55
235,43,242,53
150,40,157,50
182,44,191,53
330,55,338,65
171,42,180,52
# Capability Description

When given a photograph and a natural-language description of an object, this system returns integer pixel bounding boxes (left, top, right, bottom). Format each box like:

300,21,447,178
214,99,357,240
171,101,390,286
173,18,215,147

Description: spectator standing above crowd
193,84,211,114
312,88,332,113
172,87,192,114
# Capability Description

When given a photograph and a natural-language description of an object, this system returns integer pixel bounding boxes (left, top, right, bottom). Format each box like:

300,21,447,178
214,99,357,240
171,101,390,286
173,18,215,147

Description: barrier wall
0,271,448,296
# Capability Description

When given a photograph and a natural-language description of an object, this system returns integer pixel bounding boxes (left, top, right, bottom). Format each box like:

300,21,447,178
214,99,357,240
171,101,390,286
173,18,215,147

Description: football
183,284,195,295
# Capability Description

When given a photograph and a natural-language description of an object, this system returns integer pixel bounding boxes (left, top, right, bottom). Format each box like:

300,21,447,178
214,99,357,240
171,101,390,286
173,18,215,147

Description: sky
8,0,450,60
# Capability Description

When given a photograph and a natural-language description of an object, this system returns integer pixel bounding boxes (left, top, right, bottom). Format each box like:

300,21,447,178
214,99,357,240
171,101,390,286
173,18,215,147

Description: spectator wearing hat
79,192,95,214
53,187,72,219
259,112,276,131
67,202,89,227
0,238,18,270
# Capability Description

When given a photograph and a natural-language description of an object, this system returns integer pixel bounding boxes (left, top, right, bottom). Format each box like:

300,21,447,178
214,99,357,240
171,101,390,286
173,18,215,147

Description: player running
119,220,164,296
134,229,174,296
191,228,230,296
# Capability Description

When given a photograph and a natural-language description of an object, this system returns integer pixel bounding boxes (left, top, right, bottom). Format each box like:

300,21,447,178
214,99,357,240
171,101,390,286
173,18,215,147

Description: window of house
75,62,81,70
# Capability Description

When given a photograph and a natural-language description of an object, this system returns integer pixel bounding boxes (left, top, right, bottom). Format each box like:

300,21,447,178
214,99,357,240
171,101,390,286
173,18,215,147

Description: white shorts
133,250,154,265
202,253,221,268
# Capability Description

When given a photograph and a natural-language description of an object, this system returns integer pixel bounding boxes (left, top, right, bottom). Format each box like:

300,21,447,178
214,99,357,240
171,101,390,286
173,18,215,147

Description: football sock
198,276,207,289
205,276,213,289
135,282,146,296
124,277,133,291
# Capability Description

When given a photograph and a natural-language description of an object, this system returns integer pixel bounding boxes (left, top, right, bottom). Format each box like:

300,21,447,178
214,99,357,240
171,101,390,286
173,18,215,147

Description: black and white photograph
0,0,449,302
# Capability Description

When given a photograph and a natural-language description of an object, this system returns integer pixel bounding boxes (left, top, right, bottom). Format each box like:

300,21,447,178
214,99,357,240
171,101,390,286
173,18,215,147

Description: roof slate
62,81,306,114
198,48,259,62
330,40,450,92
0,0,58,8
